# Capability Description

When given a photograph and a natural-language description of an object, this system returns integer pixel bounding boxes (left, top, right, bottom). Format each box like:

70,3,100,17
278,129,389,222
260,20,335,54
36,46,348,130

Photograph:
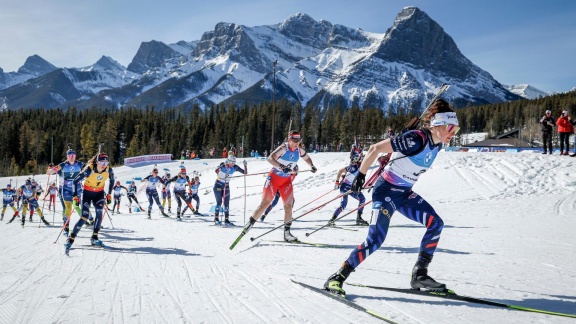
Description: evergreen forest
1,90,575,177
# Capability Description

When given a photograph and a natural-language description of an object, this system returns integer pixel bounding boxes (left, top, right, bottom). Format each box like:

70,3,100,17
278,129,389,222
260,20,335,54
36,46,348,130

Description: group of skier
1,97,461,295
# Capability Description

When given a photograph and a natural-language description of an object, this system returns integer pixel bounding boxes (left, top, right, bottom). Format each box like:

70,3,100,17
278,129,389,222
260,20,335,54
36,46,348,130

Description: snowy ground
1,152,575,323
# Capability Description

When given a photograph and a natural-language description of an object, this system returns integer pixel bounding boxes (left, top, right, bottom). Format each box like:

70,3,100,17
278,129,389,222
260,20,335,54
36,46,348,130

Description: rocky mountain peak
17,54,57,76
278,13,333,48
375,7,471,79
94,56,125,71
127,40,179,74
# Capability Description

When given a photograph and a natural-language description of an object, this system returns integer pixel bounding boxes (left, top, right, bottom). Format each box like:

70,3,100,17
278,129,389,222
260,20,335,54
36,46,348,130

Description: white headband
430,112,459,127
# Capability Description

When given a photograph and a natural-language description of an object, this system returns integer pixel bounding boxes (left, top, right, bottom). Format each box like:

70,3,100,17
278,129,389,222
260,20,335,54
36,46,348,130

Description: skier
111,181,128,214
324,99,459,297
65,153,114,254
9,179,50,226
239,130,317,242
1,183,18,221
29,178,43,221
126,181,145,213
164,167,197,221
161,170,173,213
47,148,84,236
259,165,298,222
182,174,201,216
141,167,169,219
328,153,369,226
43,182,58,212
213,154,247,226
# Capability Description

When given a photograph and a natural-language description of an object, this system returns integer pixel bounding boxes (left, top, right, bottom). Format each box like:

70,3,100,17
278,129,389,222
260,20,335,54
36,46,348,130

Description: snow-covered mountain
504,84,550,99
0,55,57,91
0,56,138,109
0,7,522,111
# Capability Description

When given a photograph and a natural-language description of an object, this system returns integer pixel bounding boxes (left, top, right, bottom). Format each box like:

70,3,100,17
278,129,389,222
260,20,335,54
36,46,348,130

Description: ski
347,282,576,319
229,225,250,250
290,279,398,323
262,240,345,248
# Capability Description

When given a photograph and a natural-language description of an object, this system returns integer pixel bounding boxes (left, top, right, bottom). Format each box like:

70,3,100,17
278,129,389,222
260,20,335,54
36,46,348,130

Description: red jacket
556,116,574,133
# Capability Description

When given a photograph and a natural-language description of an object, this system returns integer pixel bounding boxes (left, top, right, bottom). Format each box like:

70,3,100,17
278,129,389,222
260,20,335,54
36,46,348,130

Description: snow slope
1,152,575,323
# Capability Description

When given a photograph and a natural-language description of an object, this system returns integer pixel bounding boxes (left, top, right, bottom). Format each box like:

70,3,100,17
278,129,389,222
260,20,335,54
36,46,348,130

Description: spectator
540,110,556,154
264,150,268,159
190,150,197,159
250,150,255,157
209,147,215,159
556,110,573,155
338,143,343,152
222,147,228,158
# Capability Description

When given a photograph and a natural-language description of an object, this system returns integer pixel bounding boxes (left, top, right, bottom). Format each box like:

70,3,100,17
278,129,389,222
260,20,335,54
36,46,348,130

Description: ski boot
327,217,336,227
160,208,170,217
90,236,104,247
193,210,200,216
259,214,267,222
147,211,151,219
29,216,33,222
64,240,73,256
284,225,298,242
223,218,234,227
176,212,182,222
129,207,132,214
168,207,172,213
324,261,354,297
410,252,446,291
214,216,221,226
21,218,25,227
241,217,255,234
355,212,369,226
0,214,3,221
41,217,50,226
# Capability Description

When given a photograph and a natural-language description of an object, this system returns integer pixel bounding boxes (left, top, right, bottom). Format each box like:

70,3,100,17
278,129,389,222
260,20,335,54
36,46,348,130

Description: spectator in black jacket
540,110,556,154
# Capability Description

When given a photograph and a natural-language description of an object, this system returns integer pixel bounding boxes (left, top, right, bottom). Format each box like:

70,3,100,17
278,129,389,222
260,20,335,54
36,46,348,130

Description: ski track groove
236,269,296,322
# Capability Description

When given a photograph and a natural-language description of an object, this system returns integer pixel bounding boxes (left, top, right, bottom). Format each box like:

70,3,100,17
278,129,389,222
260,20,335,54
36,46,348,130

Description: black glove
106,194,112,205
279,164,292,174
311,165,317,173
351,172,366,192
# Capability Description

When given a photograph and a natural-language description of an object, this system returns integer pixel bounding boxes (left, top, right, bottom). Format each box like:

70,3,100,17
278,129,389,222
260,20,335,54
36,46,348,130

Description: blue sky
1,0,574,92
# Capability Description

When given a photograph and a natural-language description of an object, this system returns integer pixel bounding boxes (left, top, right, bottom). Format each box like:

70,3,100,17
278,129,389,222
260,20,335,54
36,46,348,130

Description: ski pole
229,171,269,178
305,200,372,237
38,175,51,227
293,188,334,213
54,216,71,244
236,184,260,188
249,190,352,242
243,160,247,225
104,203,114,229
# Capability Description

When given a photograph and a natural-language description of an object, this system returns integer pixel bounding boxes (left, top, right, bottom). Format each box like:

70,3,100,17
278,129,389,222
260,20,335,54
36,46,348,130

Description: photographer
540,110,556,154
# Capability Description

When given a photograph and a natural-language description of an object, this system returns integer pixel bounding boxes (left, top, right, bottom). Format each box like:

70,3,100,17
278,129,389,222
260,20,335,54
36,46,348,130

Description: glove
73,196,80,205
279,164,292,174
311,165,317,173
106,194,111,204
351,172,366,193
334,181,340,190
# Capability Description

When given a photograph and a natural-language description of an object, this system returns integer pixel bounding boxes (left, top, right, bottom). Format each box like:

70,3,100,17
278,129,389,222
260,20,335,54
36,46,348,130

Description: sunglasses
289,136,301,143
445,124,460,134
98,161,109,166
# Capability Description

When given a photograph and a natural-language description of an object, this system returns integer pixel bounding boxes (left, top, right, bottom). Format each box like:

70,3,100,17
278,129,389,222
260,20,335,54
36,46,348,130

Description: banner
124,154,172,166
